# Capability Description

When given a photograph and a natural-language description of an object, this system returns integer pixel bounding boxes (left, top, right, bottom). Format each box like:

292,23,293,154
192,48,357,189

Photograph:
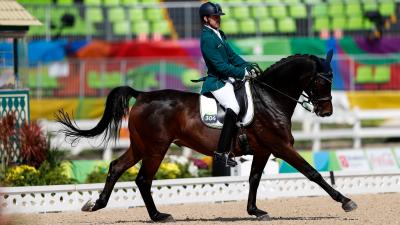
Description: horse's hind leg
247,152,271,220
82,146,141,212
135,153,174,222
274,147,357,212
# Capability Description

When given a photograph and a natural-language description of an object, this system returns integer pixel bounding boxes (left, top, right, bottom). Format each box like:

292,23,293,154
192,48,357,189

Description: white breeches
211,82,240,115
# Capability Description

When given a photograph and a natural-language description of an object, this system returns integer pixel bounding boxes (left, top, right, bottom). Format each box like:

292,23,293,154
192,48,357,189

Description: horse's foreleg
247,152,271,220
82,147,141,212
275,147,357,212
135,155,174,222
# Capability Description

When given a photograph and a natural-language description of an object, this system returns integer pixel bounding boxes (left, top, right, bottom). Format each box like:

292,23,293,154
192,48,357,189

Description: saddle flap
200,81,254,129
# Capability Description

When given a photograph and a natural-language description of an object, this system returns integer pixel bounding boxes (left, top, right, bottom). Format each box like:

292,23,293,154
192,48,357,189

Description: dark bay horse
56,53,357,222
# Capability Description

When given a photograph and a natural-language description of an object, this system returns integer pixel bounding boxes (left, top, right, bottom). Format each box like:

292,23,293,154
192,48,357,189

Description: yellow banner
30,98,106,120
347,91,400,109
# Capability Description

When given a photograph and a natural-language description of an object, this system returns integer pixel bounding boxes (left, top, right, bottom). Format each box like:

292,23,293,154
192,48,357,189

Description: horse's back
131,89,200,121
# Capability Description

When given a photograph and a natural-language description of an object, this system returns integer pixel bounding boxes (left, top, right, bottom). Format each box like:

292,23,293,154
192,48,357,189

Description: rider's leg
211,82,240,167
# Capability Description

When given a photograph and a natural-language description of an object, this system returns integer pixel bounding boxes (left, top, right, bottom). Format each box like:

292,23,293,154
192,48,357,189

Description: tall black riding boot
214,108,238,167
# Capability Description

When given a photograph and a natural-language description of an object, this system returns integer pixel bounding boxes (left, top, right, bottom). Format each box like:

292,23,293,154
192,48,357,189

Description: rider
198,2,257,167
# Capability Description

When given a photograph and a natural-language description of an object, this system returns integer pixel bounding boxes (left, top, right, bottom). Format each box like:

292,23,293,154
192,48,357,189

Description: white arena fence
1,171,399,214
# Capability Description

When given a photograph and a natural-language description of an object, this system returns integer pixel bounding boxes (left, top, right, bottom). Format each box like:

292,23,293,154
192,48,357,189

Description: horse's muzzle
315,101,333,117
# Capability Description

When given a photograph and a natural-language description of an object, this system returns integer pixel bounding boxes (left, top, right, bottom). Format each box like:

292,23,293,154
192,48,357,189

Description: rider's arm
201,37,245,80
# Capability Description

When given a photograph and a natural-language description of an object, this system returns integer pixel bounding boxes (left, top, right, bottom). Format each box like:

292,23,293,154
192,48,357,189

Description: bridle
251,69,333,112
302,71,333,107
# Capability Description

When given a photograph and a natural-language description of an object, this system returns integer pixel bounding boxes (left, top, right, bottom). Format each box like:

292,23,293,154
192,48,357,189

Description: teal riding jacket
199,26,249,95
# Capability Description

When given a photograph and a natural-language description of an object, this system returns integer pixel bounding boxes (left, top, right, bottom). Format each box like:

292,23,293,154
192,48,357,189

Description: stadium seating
28,73,59,89
19,0,400,38
356,65,392,84
20,0,173,38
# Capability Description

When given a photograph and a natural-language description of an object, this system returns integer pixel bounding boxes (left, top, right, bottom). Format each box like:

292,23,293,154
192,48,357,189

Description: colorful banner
334,150,370,171
394,148,400,167
365,148,398,171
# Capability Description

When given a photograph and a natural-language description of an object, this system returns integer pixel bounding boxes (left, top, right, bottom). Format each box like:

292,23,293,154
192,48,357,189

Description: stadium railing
20,54,400,99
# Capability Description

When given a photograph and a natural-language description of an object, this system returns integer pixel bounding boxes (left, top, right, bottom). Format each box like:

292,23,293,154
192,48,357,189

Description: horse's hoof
257,213,271,221
81,199,95,212
342,199,358,212
152,213,175,223
248,208,270,220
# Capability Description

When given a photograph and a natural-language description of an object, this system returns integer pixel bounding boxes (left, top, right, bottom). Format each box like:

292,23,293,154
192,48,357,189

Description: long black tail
55,86,141,145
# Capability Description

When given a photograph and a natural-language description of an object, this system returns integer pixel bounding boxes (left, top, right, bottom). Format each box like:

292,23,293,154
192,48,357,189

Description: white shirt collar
205,25,222,41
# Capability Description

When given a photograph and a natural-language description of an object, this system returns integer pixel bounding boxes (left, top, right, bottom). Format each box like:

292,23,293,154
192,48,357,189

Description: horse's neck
262,75,304,116
253,83,300,122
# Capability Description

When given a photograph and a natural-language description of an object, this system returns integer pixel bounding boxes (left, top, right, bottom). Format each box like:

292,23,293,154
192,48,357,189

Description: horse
56,52,358,222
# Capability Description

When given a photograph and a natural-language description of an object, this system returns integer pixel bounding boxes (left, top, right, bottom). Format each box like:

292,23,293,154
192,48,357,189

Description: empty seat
259,18,276,33
121,0,139,5
132,21,150,35
283,0,301,4
108,7,126,22
232,7,250,19
374,66,391,83
104,0,120,6
57,0,74,5
345,3,362,16
113,21,130,35
312,4,328,17
151,20,170,35
84,0,102,5
239,19,257,34
128,8,144,22
289,4,307,19
379,2,395,16
86,7,103,23
270,5,287,18
363,0,378,11
221,19,239,35
328,3,344,17
356,65,373,84
347,17,364,30
250,6,269,19
314,17,330,31
278,18,296,33
331,17,346,30
303,0,321,4
145,8,164,21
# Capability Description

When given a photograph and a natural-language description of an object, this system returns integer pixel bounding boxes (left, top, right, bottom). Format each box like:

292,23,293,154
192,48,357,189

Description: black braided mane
258,54,315,81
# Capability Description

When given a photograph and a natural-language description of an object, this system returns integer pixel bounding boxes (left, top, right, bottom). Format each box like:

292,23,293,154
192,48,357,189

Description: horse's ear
326,49,333,63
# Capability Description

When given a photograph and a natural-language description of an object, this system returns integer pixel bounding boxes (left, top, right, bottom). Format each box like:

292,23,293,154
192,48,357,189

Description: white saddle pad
199,81,254,129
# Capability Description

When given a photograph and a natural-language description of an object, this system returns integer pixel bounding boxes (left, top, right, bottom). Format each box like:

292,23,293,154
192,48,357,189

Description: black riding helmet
199,2,225,22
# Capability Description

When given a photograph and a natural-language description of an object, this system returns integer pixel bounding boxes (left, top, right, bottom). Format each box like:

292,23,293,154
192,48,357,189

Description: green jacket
199,26,249,95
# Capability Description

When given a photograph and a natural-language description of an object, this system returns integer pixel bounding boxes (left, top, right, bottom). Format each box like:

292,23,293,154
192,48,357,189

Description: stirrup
214,152,237,167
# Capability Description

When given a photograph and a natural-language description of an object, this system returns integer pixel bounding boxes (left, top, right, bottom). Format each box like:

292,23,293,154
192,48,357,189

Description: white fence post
353,108,362,149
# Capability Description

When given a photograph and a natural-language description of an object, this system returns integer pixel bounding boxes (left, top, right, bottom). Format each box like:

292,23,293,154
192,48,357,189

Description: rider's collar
204,25,222,41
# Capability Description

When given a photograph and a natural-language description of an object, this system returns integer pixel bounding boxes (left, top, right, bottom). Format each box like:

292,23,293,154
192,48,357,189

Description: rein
252,78,314,112
251,72,332,112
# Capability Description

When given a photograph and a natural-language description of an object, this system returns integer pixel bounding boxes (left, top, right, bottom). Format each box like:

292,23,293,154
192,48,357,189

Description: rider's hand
245,67,258,78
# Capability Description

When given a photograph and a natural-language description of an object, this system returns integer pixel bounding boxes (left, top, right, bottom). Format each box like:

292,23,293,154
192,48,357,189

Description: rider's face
206,15,221,29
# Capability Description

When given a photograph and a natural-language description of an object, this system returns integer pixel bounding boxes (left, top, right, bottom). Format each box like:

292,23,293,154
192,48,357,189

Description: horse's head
304,50,334,117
